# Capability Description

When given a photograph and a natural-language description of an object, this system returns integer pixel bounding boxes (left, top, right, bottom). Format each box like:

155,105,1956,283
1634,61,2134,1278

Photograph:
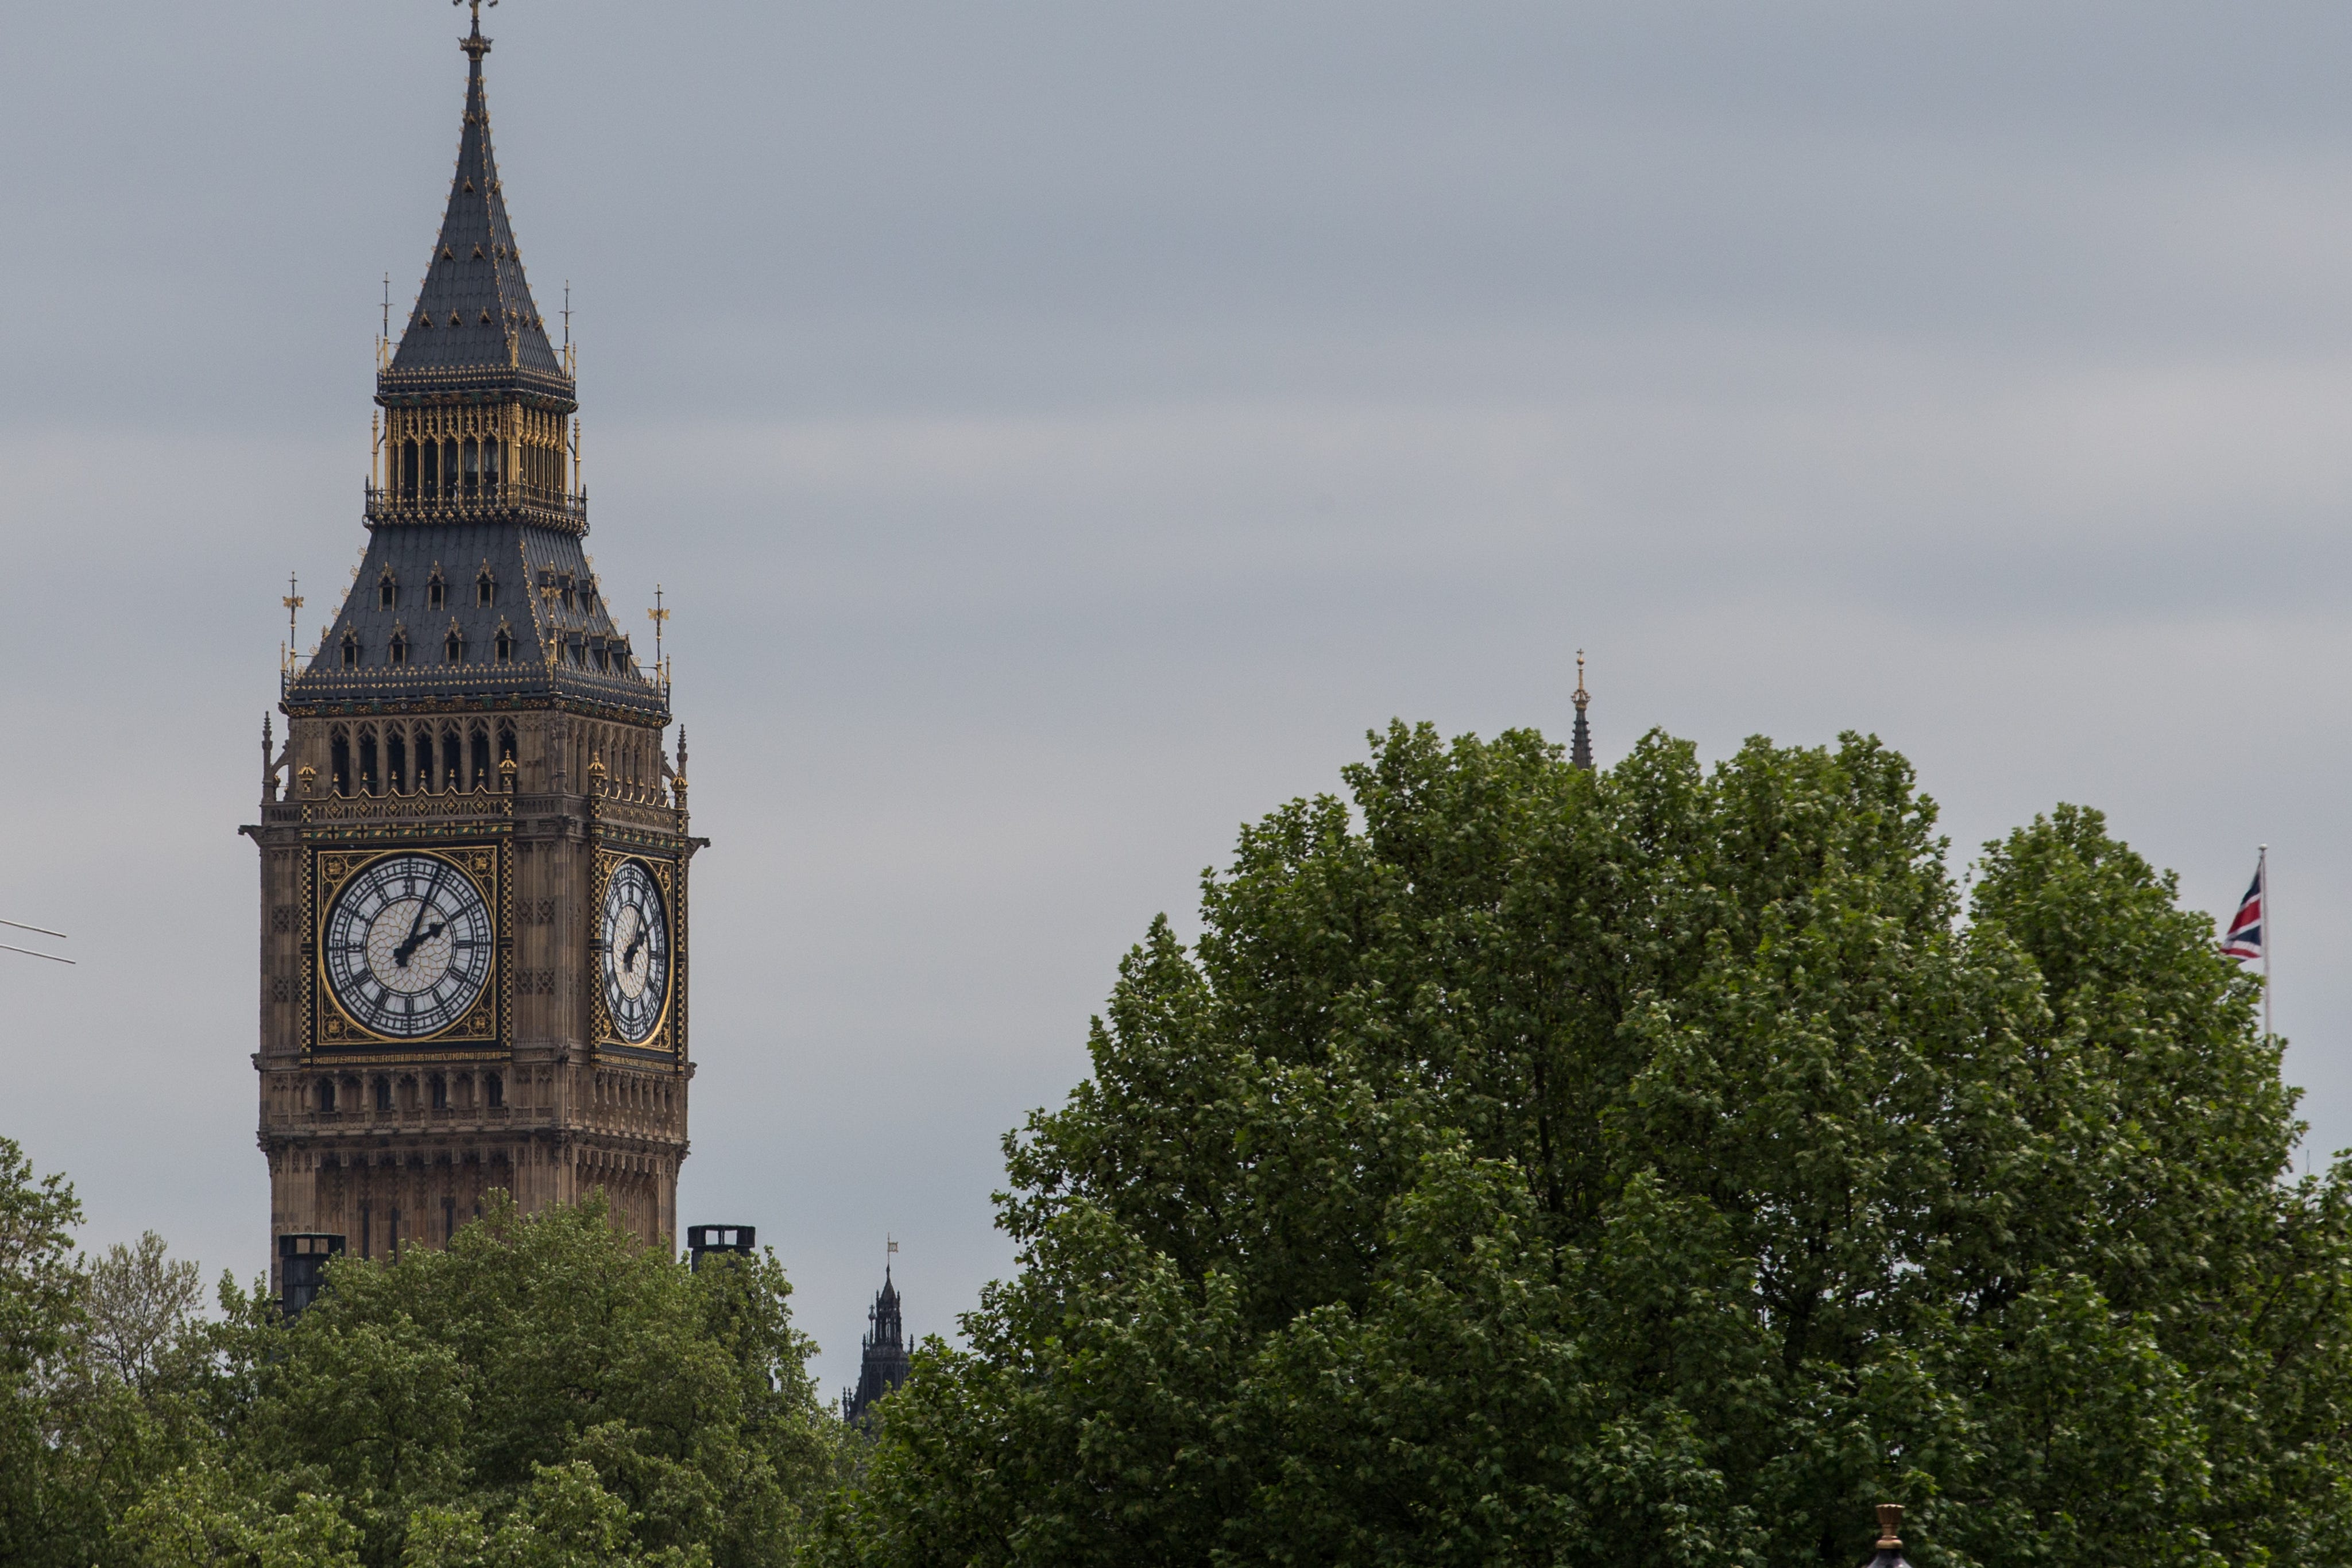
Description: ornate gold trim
305,793,514,824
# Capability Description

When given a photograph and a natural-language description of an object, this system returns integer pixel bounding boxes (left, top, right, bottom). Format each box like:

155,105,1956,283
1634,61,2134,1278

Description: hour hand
393,919,448,967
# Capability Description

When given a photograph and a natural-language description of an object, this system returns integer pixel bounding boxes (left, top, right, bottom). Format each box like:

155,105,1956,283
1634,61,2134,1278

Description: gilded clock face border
590,850,679,1055
306,843,508,1056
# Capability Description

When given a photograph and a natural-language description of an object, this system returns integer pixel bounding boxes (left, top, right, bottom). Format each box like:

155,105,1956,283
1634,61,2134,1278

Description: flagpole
2260,844,2272,1043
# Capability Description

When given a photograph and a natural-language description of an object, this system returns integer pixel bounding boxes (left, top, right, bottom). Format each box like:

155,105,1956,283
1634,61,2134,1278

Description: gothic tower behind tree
844,1266,912,1425
245,11,696,1288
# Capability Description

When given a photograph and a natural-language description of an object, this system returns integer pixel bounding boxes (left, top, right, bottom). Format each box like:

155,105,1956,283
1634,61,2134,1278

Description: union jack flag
2222,855,2265,962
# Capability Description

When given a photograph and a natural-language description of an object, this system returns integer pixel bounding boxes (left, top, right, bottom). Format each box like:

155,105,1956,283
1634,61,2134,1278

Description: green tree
815,723,2352,1568
208,1192,841,1568
82,1232,206,1392
118,1459,361,1568
0,1135,84,1564
0,1156,841,1568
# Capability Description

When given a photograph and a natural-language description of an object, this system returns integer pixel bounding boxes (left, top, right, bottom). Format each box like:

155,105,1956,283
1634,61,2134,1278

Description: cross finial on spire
455,0,496,61
1573,648,1588,710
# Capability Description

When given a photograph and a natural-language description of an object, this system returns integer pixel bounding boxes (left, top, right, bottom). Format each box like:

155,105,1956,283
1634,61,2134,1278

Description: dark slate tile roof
290,25,659,720
285,520,668,721
381,30,572,406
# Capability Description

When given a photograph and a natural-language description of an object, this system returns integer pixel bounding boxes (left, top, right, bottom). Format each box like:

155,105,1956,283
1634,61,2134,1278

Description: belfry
246,6,695,1286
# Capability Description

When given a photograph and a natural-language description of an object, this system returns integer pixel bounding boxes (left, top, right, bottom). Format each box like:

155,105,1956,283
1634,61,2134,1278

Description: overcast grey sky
6,1,2352,1393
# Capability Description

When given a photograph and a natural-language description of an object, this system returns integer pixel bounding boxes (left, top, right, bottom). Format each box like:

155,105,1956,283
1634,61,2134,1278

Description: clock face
323,853,494,1038
600,860,670,1043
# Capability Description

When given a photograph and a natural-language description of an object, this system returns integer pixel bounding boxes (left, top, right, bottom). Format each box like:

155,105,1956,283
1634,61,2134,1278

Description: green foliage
118,1460,361,1568
0,1134,85,1565
83,1232,206,1391
219,1193,840,1567
817,723,2352,1568
0,1156,839,1568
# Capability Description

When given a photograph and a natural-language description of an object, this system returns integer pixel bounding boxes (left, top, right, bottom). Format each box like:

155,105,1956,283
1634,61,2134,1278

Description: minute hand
393,865,447,967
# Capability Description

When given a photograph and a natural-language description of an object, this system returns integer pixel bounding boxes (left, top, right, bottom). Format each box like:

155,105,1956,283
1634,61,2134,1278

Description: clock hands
332,857,493,1036
394,918,450,967
393,864,448,969
622,924,648,969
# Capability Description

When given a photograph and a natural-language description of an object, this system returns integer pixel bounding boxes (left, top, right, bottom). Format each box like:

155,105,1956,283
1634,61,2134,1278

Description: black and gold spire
285,7,663,723
382,5,567,400
1570,651,1593,771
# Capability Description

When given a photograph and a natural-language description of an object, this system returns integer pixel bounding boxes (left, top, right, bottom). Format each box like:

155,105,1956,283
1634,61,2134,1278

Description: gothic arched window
494,622,514,663
427,566,447,611
378,570,399,611
341,630,361,667
445,620,467,664
388,626,409,665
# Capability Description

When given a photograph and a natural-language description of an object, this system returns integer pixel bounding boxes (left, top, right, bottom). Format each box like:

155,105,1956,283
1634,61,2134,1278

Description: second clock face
601,860,670,1043
323,853,494,1038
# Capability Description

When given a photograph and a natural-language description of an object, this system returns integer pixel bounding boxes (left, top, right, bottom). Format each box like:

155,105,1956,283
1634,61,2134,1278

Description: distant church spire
843,1249,912,1427
1570,649,1593,771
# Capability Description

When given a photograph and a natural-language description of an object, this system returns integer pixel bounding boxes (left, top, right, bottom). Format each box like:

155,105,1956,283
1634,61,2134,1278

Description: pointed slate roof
284,522,668,722
285,14,664,723
380,18,573,408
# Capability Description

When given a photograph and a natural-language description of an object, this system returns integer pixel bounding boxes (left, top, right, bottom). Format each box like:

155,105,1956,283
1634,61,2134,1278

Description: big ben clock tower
246,7,695,1281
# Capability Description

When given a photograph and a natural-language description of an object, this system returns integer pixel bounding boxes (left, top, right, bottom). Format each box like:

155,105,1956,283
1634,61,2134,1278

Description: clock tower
246,11,695,1283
